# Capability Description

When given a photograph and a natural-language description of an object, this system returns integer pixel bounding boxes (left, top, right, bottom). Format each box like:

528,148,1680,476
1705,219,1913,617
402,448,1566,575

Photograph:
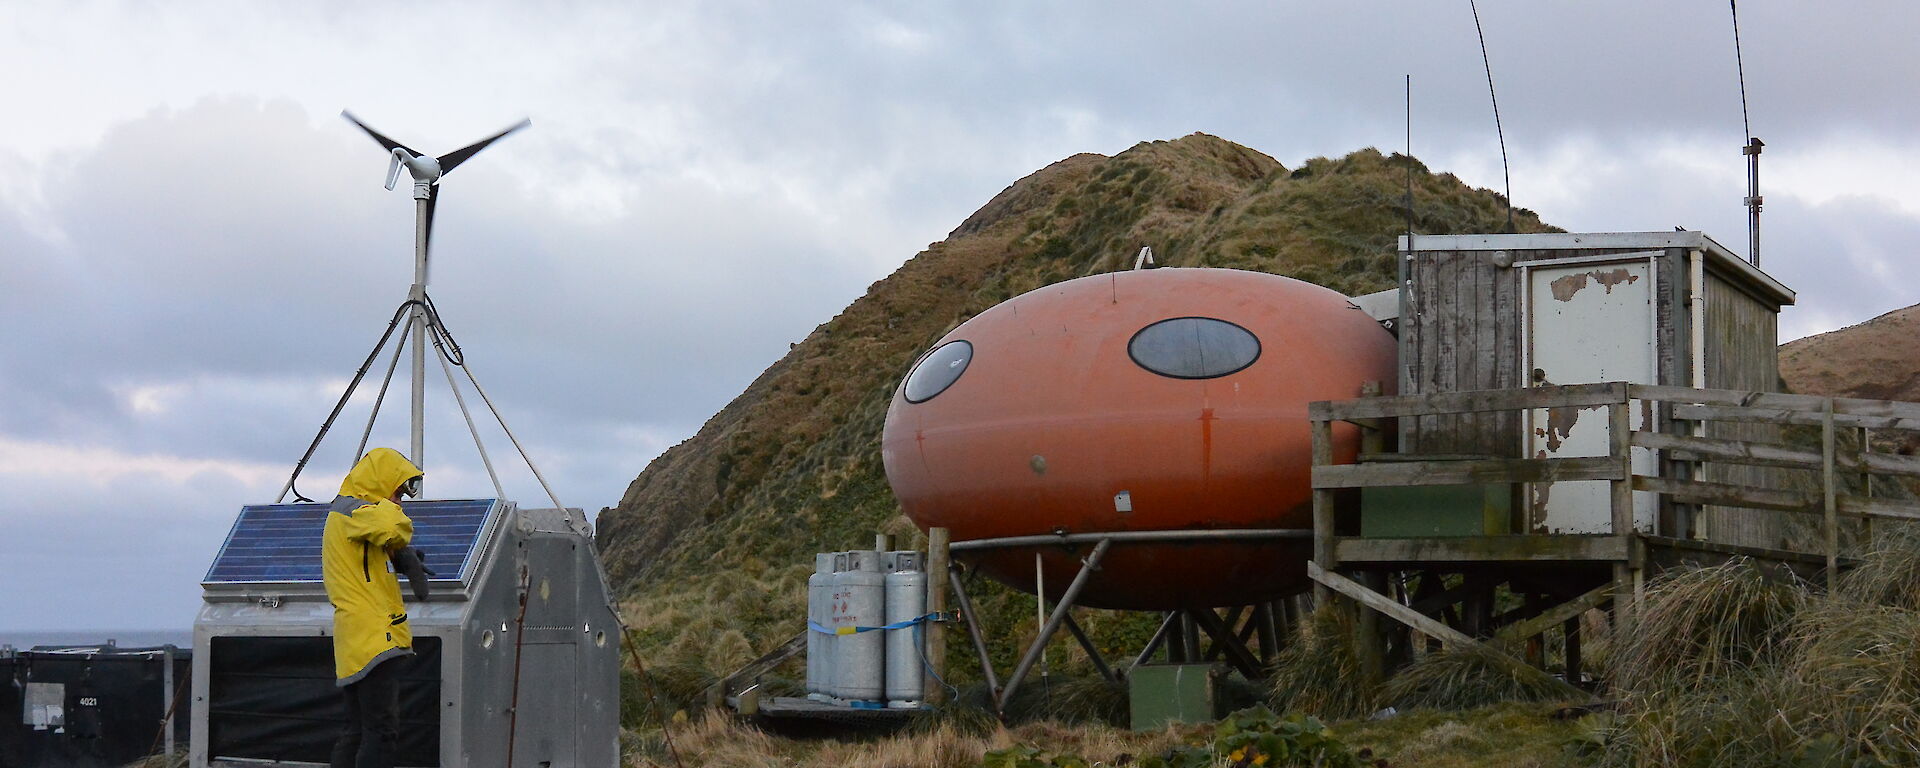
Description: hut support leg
1187,608,1264,680
1563,615,1582,685
997,539,1112,712
1201,606,1247,662
948,566,1001,704
1059,612,1118,684
1129,612,1179,674
1255,602,1280,664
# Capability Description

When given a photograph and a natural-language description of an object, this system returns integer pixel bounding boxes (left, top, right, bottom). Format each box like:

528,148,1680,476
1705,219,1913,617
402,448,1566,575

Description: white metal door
1525,257,1656,533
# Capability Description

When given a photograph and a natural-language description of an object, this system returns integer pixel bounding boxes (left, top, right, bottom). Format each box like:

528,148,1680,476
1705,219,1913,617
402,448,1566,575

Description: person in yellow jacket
323,447,424,768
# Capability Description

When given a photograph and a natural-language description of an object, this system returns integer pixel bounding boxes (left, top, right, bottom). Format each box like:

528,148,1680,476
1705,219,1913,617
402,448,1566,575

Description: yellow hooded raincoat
322,448,423,685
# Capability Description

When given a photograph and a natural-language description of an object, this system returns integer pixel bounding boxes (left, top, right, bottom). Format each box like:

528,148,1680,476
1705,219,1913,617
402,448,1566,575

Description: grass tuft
1602,545,1920,767
1002,674,1130,727
1610,557,1803,694
1384,644,1583,710
1268,606,1382,720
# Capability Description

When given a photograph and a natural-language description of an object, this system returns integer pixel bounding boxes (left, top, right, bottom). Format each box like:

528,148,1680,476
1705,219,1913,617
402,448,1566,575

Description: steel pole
997,539,1112,711
410,192,429,487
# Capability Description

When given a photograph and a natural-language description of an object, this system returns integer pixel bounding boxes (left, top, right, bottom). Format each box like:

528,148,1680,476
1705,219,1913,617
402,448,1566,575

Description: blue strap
808,612,940,635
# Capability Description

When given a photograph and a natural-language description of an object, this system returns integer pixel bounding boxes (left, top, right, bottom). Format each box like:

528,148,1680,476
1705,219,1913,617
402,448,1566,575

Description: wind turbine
341,111,530,491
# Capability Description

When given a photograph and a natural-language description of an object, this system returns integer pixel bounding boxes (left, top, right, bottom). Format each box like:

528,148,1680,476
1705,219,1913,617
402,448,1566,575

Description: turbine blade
436,118,531,175
341,110,421,156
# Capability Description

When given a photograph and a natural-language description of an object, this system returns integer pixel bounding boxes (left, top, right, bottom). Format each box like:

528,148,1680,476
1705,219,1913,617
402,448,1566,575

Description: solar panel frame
202,498,505,587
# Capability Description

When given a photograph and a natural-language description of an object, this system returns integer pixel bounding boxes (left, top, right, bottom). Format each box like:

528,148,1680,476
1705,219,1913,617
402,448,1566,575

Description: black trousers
332,657,400,768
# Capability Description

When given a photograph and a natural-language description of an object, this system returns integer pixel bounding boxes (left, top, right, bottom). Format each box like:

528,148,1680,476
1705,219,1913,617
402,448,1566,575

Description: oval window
1128,317,1261,379
903,340,973,403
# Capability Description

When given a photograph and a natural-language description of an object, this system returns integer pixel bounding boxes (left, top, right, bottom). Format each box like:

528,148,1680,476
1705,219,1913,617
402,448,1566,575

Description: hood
339,447,424,503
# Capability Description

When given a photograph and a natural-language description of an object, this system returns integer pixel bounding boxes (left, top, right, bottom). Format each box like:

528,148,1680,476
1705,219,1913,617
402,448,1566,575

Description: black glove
390,546,437,601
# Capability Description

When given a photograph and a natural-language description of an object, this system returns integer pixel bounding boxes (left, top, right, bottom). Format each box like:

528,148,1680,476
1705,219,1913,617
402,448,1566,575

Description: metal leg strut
948,566,1001,704
997,539,1112,712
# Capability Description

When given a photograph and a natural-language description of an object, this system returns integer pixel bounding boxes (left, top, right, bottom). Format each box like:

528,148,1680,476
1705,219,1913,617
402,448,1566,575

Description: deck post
1862,426,1875,546
1608,389,1636,622
1822,399,1838,586
1311,416,1336,605
925,527,950,705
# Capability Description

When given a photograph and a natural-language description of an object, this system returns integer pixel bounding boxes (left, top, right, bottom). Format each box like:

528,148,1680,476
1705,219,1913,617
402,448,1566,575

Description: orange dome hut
881,268,1396,610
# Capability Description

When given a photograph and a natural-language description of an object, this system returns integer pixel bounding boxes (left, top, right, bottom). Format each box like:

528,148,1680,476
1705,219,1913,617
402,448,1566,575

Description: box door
1525,257,1656,533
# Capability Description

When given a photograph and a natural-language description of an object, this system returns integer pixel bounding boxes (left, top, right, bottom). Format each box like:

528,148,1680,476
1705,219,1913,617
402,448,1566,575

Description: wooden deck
1304,382,1920,682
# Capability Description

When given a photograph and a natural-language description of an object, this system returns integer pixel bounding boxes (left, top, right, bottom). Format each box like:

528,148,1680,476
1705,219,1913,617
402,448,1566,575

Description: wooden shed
1390,231,1795,546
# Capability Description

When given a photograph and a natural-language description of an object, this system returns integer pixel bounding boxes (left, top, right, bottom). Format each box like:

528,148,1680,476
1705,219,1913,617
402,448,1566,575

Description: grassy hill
593,133,1556,688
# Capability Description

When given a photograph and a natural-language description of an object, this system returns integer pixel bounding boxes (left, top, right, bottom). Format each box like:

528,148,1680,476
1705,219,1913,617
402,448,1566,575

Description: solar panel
203,499,502,585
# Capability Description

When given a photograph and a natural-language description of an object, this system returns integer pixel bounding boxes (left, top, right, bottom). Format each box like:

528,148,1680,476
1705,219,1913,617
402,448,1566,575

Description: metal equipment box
190,499,619,767
1,643,190,767
1129,663,1223,731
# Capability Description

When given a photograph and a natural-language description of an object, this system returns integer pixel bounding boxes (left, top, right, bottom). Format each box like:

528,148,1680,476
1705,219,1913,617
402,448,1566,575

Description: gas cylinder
883,550,927,708
805,552,835,701
830,550,886,703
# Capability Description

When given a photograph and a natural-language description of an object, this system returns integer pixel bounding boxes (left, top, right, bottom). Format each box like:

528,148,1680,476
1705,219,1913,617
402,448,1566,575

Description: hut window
903,340,973,403
1128,317,1261,379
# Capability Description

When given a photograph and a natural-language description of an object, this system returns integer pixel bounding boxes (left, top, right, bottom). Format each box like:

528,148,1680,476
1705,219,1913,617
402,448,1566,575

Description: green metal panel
1129,663,1222,731
1361,484,1511,538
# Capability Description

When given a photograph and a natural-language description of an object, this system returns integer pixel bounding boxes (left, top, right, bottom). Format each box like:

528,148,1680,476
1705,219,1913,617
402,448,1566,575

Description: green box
1129,663,1223,731
1360,484,1511,538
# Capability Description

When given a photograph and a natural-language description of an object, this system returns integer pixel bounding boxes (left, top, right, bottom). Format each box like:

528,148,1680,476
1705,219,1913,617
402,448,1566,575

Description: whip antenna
1730,0,1764,265
1405,74,1414,238
1468,0,1514,233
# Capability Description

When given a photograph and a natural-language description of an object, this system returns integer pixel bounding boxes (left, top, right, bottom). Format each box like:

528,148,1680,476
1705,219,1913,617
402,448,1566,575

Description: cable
618,623,686,768
505,564,530,768
276,299,423,503
913,620,960,700
1468,0,1515,233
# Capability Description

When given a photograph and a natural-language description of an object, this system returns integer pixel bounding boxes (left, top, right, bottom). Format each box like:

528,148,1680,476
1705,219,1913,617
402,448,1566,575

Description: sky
3,1,1917,633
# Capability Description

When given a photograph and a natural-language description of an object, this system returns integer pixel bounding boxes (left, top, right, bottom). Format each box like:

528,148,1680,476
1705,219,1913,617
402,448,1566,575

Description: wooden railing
1309,382,1920,577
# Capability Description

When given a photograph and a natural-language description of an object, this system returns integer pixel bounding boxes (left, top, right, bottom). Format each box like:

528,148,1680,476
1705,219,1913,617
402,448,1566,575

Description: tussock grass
1836,529,1920,611
1002,674,1129,727
1778,602,1920,760
1383,644,1583,710
1610,557,1803,693
1268,606,1382,720
1603,543,1920,767
908,692,1002,738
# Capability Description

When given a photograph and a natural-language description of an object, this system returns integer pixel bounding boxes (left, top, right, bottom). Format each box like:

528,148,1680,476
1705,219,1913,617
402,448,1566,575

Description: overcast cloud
3,1,1916,632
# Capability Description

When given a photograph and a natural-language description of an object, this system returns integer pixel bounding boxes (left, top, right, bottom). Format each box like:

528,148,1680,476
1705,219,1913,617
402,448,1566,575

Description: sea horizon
1,628,193,650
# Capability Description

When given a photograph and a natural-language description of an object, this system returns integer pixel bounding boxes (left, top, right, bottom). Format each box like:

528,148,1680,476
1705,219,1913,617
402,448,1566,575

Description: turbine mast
341,111,529,494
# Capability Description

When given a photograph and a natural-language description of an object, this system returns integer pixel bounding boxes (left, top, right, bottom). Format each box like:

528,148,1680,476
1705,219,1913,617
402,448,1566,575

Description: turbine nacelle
342,110,530,252
385,148,444,195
